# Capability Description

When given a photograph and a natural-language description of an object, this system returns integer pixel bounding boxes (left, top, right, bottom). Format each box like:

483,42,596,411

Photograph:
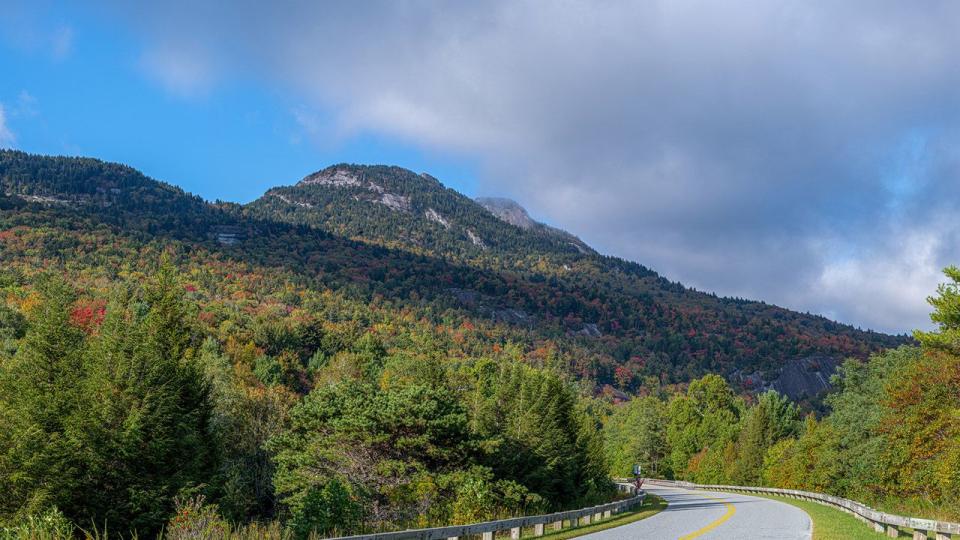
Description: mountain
246,164,593,260
476,197,539,229
0,151,907,393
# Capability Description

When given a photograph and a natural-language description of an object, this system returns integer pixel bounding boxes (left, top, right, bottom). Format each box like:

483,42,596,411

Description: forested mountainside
1,150,942,539
0,151,904,391
246,165,594,259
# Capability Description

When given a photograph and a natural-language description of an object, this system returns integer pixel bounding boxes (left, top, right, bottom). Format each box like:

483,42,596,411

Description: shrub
0,508,75,540
165,497,229,540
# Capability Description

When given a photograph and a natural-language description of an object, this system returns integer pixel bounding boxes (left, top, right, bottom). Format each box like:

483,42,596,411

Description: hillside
0,151,906,393
245,164,594,260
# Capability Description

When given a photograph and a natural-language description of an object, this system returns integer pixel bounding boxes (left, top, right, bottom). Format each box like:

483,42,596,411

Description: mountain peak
298,165,365,188
475,197,537,229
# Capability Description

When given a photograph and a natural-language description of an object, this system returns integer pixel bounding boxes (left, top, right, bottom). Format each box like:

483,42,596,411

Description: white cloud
0,104,16,148
140,44,217,99
811,216,958,332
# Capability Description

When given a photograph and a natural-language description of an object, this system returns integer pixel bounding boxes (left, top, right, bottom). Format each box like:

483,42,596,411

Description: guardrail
333,484,645,540
643,478,960,539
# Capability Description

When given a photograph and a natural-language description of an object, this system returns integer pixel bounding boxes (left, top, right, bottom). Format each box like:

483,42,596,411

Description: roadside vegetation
600,266,960,522
3,264,959,538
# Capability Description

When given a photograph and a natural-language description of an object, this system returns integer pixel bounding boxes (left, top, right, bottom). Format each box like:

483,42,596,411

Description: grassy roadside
529,495,666,540
747,492,886,540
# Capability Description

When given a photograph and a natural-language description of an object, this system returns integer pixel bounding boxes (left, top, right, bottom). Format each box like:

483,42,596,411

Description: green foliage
73,269,215,533
0,271,215,535
731,391,799,485
468,363,613,510
665,374,743,479
0,508,75,540
0,304,26,358
601,396,669,478
0,276,86,518
914,265,960,353
270,378,473,533
200,339,295,522
287,481,360,539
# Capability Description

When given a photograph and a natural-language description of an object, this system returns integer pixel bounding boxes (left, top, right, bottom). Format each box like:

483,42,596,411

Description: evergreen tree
914,265,960,353
0,276,85,519
732,391,799,484
71,269,214,534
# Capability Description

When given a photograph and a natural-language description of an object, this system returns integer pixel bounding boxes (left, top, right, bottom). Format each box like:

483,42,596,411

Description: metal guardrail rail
643,478,960,539
333,484,645,540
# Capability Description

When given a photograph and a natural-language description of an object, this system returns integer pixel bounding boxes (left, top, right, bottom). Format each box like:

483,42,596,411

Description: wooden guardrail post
935,533,952,540
482,531,494,540
533,523,545,537
886,524,900,537
510,525,521,539
551,519,563,531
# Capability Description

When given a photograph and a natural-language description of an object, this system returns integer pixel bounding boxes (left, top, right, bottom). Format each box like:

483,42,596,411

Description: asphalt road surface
580,485,812,540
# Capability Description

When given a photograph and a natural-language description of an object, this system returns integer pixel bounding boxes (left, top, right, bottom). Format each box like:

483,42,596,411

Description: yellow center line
677,491,737,540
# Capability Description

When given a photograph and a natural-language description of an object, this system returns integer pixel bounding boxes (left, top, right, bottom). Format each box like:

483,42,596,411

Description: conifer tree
0,276,85,519
72,268,214,534
915,265,960,353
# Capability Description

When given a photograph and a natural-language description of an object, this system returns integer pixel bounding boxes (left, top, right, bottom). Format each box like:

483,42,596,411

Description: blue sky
2,1,959,333
0,3,478,202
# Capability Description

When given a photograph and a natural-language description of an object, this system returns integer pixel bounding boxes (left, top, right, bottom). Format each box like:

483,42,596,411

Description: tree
824,347,918,500
879,348,960,510
666,374,742,480
732,391,799,485
0,276,86,519
469,363,612,509
602,396,668,478
200,338,297,522
71,269,215,534
269,380,473,535
914,266,960,353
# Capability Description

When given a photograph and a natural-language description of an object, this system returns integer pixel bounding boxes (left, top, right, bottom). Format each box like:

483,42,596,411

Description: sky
2,1,959,334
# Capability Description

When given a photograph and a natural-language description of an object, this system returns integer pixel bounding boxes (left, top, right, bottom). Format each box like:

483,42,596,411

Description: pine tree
733,391,798,485
72,269,214,534
915,266,960,353
0,276,86,519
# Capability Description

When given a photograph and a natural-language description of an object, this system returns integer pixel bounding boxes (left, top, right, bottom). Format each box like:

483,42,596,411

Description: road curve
580,485,812,540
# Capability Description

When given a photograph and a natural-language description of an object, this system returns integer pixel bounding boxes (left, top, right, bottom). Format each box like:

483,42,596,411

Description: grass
747,492,887,540
526,494,667,540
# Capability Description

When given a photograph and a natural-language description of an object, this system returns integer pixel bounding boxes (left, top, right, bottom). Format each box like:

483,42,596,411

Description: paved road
580,485,812,540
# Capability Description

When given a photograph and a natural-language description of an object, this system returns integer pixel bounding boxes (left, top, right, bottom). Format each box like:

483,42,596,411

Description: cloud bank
103,0,960,333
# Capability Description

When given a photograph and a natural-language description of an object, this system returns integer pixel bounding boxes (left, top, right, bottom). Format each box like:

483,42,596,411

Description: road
581,485,812,540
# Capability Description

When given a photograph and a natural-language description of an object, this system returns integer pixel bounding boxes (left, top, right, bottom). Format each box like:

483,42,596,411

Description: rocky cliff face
475,197,538,229
475,196,594,254
735,355,841,400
